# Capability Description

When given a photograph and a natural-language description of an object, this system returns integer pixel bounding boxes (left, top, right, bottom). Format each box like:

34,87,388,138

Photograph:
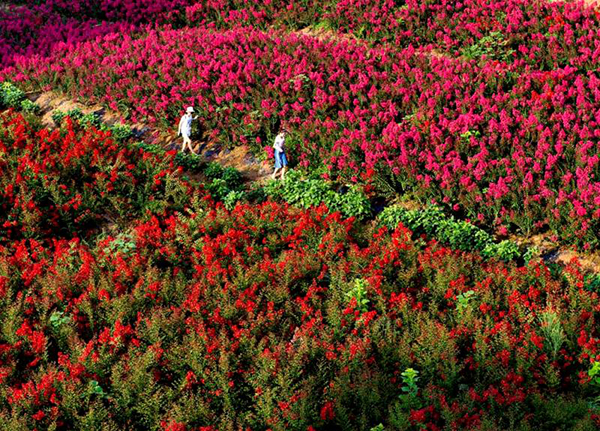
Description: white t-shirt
273,133,285,152
178,114,193,136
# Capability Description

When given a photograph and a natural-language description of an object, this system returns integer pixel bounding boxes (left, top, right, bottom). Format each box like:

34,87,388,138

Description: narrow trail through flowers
22,24,600,273
28,89,273,182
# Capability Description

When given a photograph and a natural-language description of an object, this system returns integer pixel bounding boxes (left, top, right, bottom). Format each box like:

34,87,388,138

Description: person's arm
177,116,183,135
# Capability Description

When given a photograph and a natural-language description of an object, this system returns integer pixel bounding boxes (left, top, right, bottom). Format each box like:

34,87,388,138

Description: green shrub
223,189,246,210
221,167,243,189
263,170,371,220
174,152,203,171
0,82,40,113
80,112,102,128
1,81,26,108
19,99,40,114
461,31,515,62
379,205,523,261
204,161,224,179
135,141,166,156
51,110,67,125
207,178,230,201
110,123,134,141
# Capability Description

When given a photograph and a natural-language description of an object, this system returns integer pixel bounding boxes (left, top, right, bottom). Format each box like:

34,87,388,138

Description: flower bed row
0,3,137,68
5,0,600,72
2,185,600,429
0,110,191,242
3,79,600,431
10,26,600,245
328,0,600,71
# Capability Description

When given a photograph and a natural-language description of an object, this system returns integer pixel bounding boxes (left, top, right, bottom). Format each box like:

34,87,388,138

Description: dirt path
25,29,600,270
510,233,600,272
29,90,273,183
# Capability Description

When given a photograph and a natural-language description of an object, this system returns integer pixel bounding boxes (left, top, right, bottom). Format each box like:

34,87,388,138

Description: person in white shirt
178,106,199,154
271,129,288,180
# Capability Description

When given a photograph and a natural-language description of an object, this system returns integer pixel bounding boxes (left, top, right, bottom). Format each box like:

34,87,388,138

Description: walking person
178,106,198,154
271,129,288,180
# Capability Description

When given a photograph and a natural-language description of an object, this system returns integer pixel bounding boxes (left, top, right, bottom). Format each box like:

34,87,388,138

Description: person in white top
271,129,288,180
178,106,199,154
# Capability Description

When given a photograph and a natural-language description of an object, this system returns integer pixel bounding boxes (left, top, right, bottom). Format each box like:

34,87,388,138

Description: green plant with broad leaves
456,290,476,313
0,82,40,113
462,32,515,62
264,169,371,220
378,205,523,261
346,278,369,312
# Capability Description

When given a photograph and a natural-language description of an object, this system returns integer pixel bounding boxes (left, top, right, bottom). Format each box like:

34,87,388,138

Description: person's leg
185,136,196,154
181,135,187,152
272,150,282,179
280,152,288,180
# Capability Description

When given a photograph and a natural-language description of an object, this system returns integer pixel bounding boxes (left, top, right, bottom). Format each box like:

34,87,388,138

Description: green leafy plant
103,233,136,256
346,278,369,312
49,311,70,329
0,82,40,113
379,205,523,261
51,110,67,125
588,362,600,409
539,310,565,359
221,167,243,189
400,368,419,401
1,81,26,108
204,161,224,179
87,380,106,399
456,290,476,313
223,190,246,210
462,32,515,62
584,274,600,292
263,170,371,220
174,152,203,171
136,141,166,156
109,123,134,141
20,99,40,114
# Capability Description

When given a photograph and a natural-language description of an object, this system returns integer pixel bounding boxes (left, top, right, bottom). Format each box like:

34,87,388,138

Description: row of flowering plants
5,0,600,72
0,3,137,68
328,0,600,71
0,110,191,242
0,114,600,429
9,25,600,245
2,173,600,427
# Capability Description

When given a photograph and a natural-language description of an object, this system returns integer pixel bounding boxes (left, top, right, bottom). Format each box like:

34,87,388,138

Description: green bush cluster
461,31,516,62
52,108,133,142
0,82,40,113
378,205,522,261
204,162,247,210
173,151,203,171
264,170,371,220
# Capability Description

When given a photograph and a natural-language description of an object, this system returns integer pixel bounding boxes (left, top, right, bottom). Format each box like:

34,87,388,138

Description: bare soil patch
193,139,273,183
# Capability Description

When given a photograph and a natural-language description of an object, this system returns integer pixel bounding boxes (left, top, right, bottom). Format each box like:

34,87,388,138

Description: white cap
186,106,194,113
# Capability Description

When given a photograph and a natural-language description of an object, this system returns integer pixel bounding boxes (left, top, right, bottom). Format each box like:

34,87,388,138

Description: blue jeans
274,150,288,168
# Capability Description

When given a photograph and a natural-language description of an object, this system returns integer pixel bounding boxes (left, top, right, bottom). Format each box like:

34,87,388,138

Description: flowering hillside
1,113,599,430
3,0,600,429
9,24,600,245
